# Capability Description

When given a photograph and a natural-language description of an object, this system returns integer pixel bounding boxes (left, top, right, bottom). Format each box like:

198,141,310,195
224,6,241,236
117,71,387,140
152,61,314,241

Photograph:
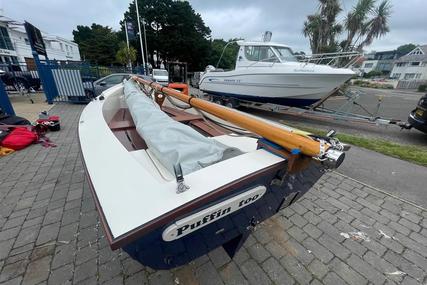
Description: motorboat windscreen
271,46,298,62
123,80,242,175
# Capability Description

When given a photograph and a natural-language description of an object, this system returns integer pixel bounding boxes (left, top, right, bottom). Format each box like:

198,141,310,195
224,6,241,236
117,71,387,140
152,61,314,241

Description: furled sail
124,80,240,176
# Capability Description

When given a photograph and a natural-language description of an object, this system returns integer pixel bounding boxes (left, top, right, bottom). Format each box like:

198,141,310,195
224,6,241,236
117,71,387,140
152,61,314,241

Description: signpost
24,21,58,104
124,20,133,70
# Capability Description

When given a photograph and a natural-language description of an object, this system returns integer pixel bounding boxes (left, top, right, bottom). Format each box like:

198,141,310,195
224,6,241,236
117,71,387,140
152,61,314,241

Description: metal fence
1,61,144,103
397,80,427,90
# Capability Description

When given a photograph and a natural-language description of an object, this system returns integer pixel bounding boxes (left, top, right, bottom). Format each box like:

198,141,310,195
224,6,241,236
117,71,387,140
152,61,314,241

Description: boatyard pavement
1,104,427,285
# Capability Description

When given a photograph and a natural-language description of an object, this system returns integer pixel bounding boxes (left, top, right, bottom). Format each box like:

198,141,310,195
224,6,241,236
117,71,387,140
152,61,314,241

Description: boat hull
123,162,323,269
199,72,353,107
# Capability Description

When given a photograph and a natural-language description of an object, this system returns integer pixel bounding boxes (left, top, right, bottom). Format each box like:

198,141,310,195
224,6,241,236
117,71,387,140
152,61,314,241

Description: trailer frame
201,87,412,129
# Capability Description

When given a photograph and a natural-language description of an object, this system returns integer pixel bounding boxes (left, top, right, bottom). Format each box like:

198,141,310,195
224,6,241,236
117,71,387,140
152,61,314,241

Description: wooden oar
132,77,328,158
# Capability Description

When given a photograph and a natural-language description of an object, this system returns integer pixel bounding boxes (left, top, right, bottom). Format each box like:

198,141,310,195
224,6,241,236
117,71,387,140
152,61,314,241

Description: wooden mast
133,77,329,158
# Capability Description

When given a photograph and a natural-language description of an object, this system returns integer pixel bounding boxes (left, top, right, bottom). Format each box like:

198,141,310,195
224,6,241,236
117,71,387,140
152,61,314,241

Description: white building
0,14,80,67
390,45,427,81
360,50,401,75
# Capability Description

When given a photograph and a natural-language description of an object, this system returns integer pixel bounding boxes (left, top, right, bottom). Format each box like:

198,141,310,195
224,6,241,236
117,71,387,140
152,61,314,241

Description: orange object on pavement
0,146,14,157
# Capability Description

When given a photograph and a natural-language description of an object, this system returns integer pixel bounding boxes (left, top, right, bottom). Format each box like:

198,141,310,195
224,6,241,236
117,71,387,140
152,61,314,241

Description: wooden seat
109,109,135,130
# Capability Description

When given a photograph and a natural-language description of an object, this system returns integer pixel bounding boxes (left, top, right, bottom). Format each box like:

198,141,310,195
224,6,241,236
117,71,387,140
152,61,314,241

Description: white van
152,69,169,86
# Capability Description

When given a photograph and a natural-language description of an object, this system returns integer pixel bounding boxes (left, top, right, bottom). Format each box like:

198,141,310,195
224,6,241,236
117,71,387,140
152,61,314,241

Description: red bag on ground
1,127,38,150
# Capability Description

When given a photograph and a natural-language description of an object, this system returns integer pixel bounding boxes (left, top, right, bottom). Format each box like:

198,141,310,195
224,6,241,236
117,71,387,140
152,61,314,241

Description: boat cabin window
244,46,279,62
271,46,297,62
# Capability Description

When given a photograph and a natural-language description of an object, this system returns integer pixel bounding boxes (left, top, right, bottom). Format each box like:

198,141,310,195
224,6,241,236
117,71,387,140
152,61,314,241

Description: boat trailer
203,87,412,130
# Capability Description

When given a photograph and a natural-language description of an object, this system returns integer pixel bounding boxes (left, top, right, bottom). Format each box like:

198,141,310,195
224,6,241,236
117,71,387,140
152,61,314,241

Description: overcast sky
1,0,426,53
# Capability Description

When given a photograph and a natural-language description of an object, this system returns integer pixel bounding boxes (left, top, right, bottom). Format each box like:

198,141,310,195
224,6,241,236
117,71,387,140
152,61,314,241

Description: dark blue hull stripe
204,90,320,107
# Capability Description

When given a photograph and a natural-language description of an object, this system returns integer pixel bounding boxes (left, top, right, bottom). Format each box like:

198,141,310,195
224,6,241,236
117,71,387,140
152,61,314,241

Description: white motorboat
78,77,346,269
199,41,355,107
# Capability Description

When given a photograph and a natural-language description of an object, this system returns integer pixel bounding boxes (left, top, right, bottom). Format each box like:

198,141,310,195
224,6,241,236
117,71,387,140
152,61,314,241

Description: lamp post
142,17,149,71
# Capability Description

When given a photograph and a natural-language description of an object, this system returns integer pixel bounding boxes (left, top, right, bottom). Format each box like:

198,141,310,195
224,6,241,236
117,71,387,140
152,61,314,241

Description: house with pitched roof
390,45,427,81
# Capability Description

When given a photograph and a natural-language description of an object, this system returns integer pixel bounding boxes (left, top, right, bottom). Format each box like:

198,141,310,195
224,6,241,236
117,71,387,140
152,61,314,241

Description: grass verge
294,125,427,167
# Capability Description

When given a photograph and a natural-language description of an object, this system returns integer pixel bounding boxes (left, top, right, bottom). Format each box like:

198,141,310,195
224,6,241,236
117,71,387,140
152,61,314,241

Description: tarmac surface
242,87,427,147
1,104,427,285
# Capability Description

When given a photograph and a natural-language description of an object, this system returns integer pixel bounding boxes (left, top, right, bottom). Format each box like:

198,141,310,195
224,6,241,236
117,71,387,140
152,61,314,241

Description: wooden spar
132,77,328,158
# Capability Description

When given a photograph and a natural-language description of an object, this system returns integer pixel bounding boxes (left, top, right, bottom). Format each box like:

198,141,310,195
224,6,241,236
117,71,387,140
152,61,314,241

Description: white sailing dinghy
78,77,346,269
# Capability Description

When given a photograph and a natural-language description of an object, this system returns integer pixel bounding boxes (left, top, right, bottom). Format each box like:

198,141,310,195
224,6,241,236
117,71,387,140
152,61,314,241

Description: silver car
84,73,131,97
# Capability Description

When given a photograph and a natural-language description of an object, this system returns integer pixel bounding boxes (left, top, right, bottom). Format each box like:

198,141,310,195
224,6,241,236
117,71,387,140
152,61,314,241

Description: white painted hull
199,64,354,106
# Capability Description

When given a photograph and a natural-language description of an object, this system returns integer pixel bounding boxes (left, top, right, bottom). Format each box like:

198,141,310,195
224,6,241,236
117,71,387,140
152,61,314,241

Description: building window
24,38,30,45
364,63,374,68
60,43,64,51
396,62,406,67
0,26,14,50
416,73,422,79
411,62,421,66
409,48,423,55
391,73,401,79
404,73,416,80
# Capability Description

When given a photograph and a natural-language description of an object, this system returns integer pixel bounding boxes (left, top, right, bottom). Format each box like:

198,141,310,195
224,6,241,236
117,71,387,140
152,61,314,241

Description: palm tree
303,14,322,53
342,0,392,51
357,0,392,50
343,0,375,51
303,0,342,54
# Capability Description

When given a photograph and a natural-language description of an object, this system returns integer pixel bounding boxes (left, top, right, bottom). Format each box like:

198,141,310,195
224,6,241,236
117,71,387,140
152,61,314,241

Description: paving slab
1,103,426,285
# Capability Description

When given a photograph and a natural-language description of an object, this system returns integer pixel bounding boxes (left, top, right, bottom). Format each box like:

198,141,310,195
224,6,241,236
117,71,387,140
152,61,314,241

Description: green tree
116,42,137,67
73,24,120,65
208,39,240,70
396,43,417,56
122,0,211,71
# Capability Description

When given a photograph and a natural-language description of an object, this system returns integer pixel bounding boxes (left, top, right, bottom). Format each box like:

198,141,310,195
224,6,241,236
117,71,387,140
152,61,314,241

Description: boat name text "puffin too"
162,186,266,242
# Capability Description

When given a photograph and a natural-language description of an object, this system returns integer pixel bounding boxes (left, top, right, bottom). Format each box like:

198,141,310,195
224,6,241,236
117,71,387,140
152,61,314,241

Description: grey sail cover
124,80,239,175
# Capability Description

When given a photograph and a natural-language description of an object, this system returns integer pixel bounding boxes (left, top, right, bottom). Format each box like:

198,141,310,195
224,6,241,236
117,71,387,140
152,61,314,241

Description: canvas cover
124,80,240,176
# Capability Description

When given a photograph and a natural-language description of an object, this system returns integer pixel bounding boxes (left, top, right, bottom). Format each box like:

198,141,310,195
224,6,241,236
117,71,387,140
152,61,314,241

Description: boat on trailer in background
199,39,356,108
78,77,347,269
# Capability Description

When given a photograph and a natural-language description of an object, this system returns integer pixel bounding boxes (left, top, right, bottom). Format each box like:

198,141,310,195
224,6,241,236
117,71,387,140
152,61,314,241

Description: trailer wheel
225,99,239,109
213,98,223,105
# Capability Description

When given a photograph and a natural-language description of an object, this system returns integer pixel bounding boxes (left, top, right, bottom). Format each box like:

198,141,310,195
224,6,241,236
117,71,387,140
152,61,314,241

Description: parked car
84,73,154,98
84,73,132,97
408,93,427,133
0,68,41,93
152,69,169,86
